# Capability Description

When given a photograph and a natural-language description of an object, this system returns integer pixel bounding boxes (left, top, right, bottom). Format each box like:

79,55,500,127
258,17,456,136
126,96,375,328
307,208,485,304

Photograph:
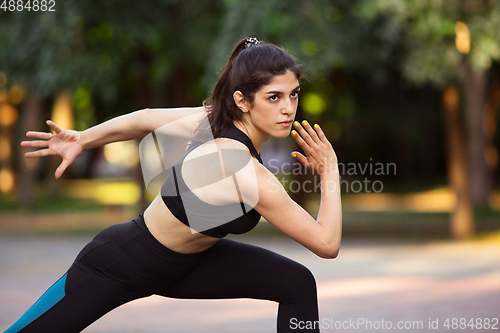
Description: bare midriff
143,195,221,254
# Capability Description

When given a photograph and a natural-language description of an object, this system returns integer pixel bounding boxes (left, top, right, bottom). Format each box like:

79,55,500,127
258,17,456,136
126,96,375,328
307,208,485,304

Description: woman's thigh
157,239,319,332
6,264,149,333
157,238,317,304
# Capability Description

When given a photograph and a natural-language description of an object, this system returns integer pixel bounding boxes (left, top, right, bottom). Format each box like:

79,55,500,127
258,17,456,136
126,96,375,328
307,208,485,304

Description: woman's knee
278,261,317,303
291,263,316,291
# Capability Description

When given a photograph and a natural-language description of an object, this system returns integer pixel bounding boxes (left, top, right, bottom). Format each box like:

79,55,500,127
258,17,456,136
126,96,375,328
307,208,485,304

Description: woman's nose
282,99,295,114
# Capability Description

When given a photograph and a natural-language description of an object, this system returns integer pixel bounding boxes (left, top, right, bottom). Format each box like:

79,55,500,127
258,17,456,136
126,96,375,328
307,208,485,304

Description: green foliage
203,0,397,147
0,0,224,103
355,0,500,86
73,84,95,131
2,0,497,186
302,92,327,116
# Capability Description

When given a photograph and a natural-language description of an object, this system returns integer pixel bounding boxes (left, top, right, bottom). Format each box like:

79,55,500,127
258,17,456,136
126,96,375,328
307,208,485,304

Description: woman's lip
279,121,292,125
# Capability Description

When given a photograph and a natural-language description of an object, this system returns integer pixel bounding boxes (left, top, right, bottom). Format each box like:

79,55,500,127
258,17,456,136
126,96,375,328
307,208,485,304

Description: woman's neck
233,120,270,155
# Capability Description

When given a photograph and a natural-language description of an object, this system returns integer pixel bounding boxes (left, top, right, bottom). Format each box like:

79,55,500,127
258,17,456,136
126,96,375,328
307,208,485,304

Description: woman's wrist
319,163,339,178
78,130,87,151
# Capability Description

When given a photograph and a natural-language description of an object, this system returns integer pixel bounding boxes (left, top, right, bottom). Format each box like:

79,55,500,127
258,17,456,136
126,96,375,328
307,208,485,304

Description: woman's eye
291,91,299,98
269,95,279,101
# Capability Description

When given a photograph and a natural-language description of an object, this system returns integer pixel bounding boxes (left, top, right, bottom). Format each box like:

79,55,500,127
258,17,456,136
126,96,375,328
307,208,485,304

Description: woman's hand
290,120,338,175
20,120,83,179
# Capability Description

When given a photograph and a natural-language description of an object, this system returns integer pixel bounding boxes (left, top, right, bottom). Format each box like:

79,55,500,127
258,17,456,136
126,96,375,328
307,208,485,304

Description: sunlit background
1,1,500,331
1,0,499,238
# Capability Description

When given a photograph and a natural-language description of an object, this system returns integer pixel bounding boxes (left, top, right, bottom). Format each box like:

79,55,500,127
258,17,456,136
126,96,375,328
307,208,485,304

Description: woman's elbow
322,250,339,260
317,243,340,259
318,233,341,259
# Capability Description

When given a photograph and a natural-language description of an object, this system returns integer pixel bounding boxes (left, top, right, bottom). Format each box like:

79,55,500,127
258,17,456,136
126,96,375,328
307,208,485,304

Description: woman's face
246,71,300,139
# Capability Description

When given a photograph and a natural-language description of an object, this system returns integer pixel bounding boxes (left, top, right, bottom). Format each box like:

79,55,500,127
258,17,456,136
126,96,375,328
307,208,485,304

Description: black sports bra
160,123,263,238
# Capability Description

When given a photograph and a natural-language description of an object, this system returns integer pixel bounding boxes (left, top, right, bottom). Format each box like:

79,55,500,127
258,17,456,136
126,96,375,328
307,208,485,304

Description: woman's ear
233,91,250,113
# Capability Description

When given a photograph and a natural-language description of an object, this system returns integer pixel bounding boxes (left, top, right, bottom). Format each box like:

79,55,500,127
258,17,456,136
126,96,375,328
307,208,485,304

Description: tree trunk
17,96,43,205
442,86,474,239
483,81,500,200
462,62,492,207
169,64,191,107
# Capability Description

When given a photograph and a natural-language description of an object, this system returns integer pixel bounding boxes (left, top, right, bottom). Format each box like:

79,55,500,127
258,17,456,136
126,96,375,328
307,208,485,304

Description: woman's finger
25,148,51,158
300,120,321,145
292,121,315,146
55,158,71,179
291,129,312,155
21,140,49,148
46,120,62,134
293,120,321,148
25,131,51,140
312,123,329,145
290,152,312,170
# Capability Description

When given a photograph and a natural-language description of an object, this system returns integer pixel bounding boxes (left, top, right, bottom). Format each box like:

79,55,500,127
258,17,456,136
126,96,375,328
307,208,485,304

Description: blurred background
1,1,500,332
1,0,500,239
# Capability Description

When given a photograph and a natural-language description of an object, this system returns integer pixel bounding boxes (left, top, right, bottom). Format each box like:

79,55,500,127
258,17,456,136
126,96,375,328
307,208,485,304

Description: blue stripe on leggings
4,273,67,333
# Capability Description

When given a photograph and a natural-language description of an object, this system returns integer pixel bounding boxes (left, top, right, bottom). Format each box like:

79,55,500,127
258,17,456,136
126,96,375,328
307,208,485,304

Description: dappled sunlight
380,259,450,275
318,277,416,299
120,296,276,321
455,21,470,55
318,275,500,303
82,296,277,331
342,187,462,212
0,168,15,193
103,141,140,167
0,104,17,126
2,2,500,331
488,191,500,210
406,188,456,212
63,179,140,205
51,90,73,130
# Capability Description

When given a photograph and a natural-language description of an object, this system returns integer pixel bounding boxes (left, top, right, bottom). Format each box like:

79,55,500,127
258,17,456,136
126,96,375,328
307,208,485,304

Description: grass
241,209,500,241
0,192,139,235
0,196,103,213
341,210,500,241
1,180,499,241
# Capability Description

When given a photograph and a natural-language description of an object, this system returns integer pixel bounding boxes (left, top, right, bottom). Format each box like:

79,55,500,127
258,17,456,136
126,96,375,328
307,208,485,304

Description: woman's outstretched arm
79,106,205,150
21,106,206,178
247,121,341,259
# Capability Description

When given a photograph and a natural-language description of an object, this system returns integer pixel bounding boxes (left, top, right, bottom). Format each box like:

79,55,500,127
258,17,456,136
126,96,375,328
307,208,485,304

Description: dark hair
187,38,301,148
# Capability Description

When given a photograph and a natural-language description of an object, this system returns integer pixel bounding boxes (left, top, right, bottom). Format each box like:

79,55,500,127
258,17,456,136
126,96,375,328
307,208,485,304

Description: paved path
1,234,499,332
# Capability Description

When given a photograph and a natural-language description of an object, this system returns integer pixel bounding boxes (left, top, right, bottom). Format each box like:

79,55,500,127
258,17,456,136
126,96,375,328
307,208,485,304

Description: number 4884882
1,0,56,11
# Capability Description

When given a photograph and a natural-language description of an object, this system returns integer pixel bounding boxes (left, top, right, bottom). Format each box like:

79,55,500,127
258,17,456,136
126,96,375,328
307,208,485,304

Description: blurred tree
0,0,225,210
357,0,500,204
353,0,500,236
443,86,474,237
0,0,223,104
207,0,500,238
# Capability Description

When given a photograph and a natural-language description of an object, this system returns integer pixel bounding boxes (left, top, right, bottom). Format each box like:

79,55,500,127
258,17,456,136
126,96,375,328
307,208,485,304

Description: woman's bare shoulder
145,106,208,137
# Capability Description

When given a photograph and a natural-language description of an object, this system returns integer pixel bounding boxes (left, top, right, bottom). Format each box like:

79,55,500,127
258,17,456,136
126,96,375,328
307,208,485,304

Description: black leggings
4,213,319,332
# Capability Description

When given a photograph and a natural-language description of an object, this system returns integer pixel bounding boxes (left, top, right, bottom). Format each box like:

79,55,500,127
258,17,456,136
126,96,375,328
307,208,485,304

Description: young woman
8,37,341,333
